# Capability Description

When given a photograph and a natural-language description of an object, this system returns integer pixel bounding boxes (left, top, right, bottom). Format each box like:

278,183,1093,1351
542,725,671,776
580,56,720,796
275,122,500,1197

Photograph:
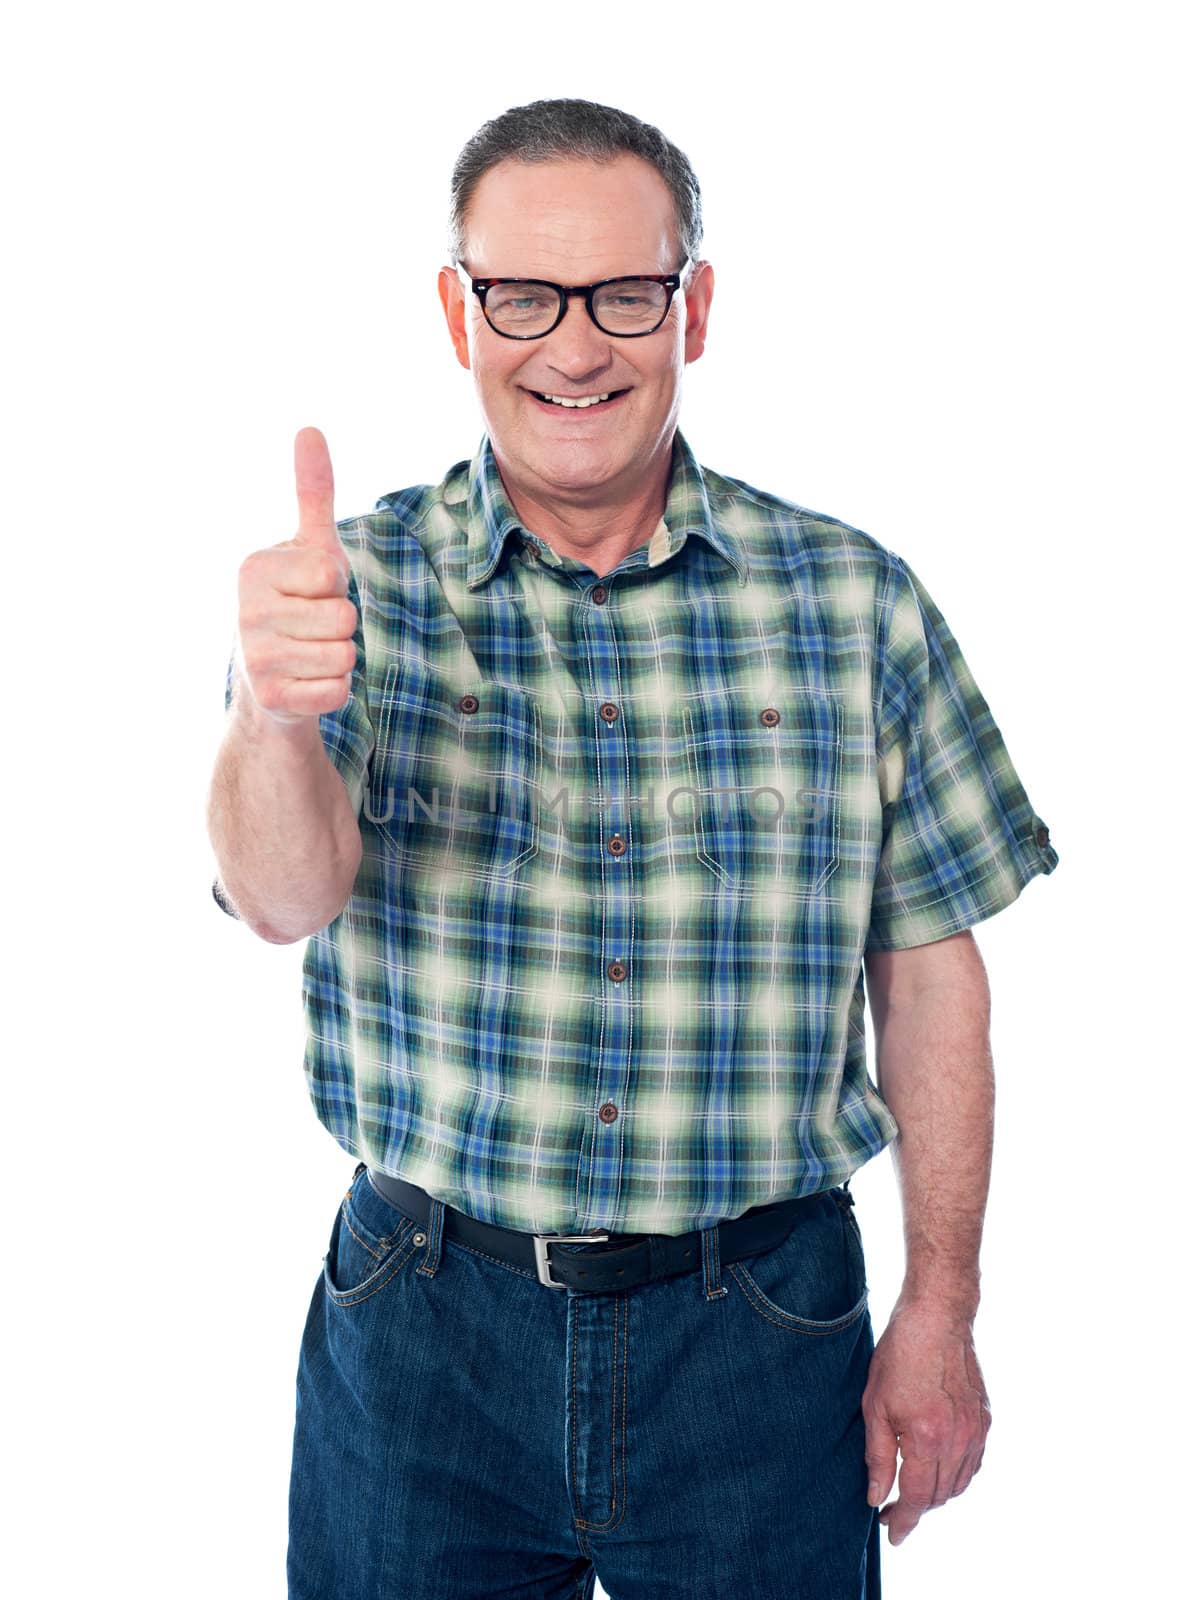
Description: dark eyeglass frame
455,260,691,339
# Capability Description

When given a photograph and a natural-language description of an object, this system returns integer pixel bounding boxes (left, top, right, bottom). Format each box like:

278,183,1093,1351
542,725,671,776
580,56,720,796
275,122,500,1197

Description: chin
527,446,628,490
490,425,625,483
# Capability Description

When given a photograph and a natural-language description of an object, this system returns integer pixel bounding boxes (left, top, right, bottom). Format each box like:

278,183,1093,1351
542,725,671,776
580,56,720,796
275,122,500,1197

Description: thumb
864,1414,899,1506
292,426,342,552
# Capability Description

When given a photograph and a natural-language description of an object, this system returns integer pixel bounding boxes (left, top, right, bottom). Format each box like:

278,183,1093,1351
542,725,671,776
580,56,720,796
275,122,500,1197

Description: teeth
541,392,614,408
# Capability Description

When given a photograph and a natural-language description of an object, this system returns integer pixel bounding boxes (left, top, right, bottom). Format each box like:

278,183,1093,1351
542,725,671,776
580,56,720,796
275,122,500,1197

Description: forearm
206,678,362,943
872,940,994,1322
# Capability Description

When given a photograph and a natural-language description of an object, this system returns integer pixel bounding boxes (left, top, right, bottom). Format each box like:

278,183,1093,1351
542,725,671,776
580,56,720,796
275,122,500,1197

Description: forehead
462,153,681,276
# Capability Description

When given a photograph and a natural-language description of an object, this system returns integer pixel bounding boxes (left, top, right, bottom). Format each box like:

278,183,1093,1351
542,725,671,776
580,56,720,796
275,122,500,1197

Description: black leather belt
364,1164,852,1293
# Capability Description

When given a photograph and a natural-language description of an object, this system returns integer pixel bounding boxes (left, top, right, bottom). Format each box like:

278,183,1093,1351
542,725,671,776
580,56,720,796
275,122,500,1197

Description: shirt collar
460,428,749,590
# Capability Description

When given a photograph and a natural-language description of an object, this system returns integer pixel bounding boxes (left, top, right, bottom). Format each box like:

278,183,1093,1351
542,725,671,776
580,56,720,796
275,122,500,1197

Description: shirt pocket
681,690,843,894
365,663,541,881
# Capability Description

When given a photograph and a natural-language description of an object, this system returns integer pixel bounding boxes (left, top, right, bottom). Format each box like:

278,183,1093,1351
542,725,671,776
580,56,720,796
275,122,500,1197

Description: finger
260,592,358,642
241,542,350,601
932,1406,988,1503
251,637,356,683
293,426,341,550
882,1449,941,1544
949,1442,985,1499
262,676,353,722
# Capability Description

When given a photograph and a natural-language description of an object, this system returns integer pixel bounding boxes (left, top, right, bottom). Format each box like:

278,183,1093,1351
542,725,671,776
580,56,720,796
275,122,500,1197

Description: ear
437,267,471,370
683,260,714,365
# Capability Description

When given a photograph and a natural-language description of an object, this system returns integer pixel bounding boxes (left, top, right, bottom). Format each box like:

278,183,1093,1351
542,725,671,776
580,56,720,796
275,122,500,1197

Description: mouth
525,387,631,415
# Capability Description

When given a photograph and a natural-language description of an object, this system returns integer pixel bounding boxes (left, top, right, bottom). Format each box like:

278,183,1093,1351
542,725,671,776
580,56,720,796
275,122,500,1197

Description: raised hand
235,427,358,725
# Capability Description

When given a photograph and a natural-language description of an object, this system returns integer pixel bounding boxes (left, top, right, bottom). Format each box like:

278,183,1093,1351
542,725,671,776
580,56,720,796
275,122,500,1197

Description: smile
527,388,630,413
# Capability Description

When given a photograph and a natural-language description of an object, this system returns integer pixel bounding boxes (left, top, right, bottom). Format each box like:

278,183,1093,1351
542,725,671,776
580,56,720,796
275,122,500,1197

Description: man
206,98,1059,1599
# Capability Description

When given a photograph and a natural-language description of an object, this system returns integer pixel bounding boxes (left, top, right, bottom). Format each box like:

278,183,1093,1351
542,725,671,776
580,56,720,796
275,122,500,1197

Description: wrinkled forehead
461,154,682,278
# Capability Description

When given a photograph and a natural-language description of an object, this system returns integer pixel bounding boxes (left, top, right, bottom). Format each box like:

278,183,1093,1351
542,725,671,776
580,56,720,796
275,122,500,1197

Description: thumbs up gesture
235,428,358,725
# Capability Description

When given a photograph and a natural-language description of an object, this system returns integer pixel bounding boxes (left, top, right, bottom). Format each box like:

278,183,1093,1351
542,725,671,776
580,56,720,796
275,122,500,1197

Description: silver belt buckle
533,1230,611,1289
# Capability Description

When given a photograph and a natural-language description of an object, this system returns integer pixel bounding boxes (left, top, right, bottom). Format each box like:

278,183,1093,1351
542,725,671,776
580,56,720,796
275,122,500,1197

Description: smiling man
207,98,1060,1600
440,150,708,577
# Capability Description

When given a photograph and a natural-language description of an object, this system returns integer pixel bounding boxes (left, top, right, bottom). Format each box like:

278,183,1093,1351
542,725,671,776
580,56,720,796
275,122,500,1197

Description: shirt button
607,960,627,981
607,834,627,857
598,1102,619,1125
1035,824,1050,847
458,694,479,714
591,584,608,604
759,707,781,727
600,702,619,722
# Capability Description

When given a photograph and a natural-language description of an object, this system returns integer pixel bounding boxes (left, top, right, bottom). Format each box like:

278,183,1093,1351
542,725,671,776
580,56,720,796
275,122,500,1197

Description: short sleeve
212,556,375,917
865,555,1059,951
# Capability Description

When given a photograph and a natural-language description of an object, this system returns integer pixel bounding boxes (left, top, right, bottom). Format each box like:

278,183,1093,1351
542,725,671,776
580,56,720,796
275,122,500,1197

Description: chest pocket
681,691,843,895
365,664,541,881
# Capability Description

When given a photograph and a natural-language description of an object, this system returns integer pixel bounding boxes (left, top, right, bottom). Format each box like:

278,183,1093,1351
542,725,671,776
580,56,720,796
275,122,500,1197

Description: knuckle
909,1416,946,1452
242,637,279,676
315,550,345,592
237,558,273,608
250,678,285,713
237,597,274,633
237,547,269,584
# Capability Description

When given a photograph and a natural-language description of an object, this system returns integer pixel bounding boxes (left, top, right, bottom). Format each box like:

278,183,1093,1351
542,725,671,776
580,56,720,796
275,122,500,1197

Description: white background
4,1,1174,1594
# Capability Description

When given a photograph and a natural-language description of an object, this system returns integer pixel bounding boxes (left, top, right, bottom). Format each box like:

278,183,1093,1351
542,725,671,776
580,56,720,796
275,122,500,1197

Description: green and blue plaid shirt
219,428,1058,1234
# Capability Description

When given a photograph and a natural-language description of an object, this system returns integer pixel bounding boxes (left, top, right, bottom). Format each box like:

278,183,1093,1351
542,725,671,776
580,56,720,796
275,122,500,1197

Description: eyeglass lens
484,279,668,336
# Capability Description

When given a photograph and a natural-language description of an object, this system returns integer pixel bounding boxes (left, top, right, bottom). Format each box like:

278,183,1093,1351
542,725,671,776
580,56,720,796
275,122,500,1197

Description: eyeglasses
455,260,691,339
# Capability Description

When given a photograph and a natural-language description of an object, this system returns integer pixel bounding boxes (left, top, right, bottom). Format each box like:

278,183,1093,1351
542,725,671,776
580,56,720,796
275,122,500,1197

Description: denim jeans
288,1162,881,1599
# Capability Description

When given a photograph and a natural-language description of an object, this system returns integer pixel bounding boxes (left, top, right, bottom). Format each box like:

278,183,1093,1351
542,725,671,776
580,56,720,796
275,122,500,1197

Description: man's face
438,154,713,504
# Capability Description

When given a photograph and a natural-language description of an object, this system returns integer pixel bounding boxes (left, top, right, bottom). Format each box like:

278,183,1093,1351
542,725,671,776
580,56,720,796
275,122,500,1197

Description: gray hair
446,97,703,268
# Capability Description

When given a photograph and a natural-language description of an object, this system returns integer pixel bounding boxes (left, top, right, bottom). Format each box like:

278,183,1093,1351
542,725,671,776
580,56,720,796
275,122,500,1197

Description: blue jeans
288,1162,881,1598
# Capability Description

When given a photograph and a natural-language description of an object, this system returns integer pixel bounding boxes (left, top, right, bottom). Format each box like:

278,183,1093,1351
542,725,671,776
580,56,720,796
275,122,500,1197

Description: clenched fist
235,427,358,725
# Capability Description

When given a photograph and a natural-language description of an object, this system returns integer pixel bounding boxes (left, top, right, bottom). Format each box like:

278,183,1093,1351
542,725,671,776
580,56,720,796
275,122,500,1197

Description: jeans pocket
322,1168,419,1308
727,1192,868,1334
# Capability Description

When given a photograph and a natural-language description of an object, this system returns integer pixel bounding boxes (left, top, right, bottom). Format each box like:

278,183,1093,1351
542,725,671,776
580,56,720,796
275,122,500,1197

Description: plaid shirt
218,429,1059,1234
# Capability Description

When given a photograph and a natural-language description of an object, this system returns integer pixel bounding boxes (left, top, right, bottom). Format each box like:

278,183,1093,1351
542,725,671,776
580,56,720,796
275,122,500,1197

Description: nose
542,293,615,384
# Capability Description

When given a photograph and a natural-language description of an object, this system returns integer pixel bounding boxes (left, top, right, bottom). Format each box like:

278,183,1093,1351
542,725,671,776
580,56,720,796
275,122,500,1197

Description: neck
495,445,675,579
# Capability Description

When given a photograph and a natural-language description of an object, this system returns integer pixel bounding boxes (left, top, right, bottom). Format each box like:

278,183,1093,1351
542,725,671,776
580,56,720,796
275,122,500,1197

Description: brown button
607,835,627,856
759,707,781,727
600,702,619,722
458,694,479,714
598,1102,619,1125
1035,824,1050,848
591,585,608,604
607,960,627,982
